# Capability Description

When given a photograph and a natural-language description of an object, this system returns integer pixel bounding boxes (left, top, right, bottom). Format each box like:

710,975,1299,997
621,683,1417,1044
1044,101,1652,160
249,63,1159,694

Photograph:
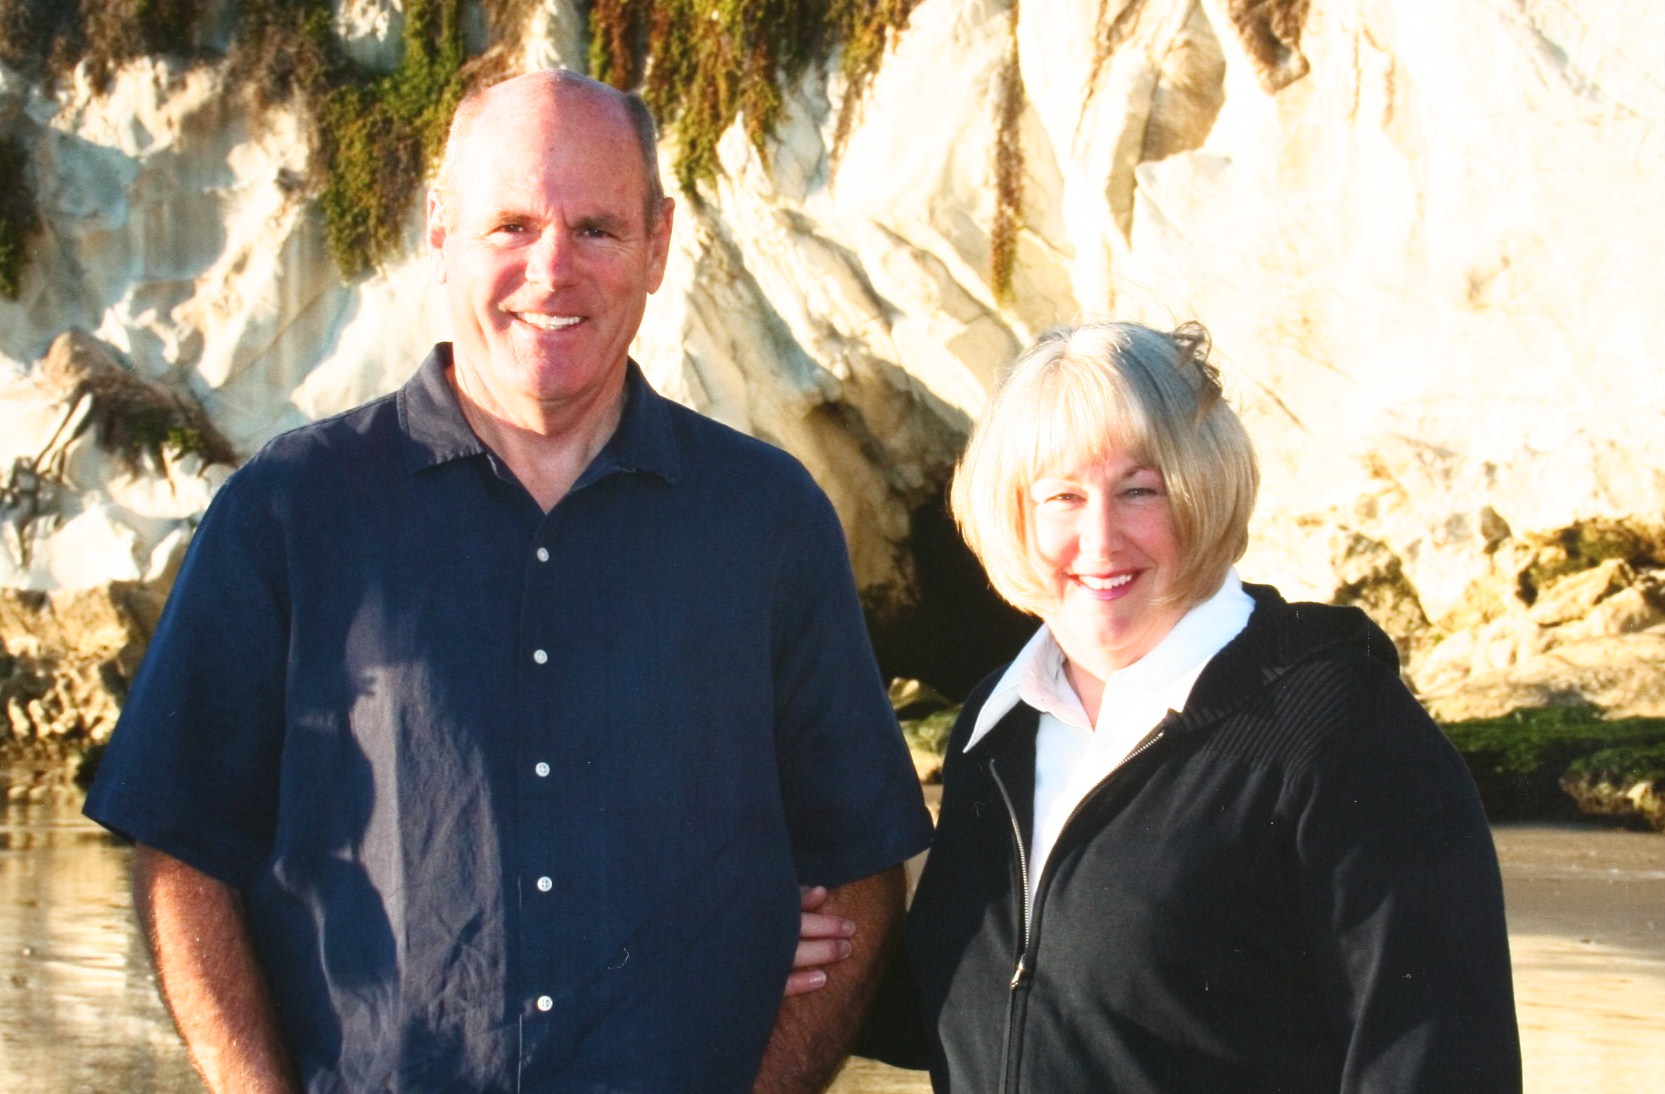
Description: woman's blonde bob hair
950,320,1259,617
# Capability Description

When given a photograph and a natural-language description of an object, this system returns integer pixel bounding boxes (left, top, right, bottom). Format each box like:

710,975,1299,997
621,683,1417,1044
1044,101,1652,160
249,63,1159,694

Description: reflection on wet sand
0,805,200,1093
3,805,1661,1093
1497,822,1665,1094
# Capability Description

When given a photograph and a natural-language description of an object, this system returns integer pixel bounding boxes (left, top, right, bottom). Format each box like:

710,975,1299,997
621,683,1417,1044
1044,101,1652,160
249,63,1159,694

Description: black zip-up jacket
869,584,1521,1092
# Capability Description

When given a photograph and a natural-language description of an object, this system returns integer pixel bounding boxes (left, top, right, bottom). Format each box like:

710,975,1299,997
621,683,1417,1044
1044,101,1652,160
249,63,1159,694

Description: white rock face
1,0,1662,723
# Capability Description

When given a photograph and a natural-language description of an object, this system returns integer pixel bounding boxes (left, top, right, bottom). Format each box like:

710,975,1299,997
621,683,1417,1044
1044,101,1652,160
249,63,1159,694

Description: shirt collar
398,343,485,471
965,570,1254,751
397,343,682,485
574,359,682,488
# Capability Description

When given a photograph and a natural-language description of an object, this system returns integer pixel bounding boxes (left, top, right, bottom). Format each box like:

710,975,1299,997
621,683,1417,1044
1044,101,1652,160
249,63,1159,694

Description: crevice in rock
866,482,1034,701
1330,529,1433,665
1517,518,1665,607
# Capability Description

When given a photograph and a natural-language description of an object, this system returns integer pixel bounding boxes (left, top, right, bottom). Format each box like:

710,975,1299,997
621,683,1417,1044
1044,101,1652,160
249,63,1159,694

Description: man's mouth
514,312,583,331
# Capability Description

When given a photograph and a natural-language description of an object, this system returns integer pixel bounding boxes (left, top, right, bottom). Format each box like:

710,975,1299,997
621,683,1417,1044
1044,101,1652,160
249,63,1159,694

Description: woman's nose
1077,499,1119,557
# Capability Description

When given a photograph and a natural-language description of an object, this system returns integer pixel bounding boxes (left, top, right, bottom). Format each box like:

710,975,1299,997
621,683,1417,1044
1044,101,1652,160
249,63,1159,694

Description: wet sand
1496,823,1665,1094
1495,822,1664,956
0,804,200,1093
3,805,1661,1093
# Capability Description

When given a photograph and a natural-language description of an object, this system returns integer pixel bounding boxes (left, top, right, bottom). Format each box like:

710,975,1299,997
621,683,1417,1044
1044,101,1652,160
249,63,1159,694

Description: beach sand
1512,935,1665,1092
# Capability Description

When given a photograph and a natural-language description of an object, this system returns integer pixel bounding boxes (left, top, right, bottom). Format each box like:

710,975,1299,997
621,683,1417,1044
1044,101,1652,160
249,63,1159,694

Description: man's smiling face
427,76,673,429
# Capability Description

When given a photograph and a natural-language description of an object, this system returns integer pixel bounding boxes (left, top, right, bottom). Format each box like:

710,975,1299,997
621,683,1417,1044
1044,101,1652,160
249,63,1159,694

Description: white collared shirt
965,572,1254,914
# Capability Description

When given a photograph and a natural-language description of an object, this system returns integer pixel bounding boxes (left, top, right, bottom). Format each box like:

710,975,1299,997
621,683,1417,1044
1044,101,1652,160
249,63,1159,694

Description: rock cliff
1,0,1662,760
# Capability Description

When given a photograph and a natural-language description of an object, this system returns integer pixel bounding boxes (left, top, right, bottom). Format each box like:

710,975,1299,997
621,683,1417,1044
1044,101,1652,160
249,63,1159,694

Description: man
84,70,932,1093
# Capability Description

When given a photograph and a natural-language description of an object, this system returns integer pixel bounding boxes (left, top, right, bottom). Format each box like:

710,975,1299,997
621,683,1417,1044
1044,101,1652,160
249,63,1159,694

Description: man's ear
646,196,675,295
425,189,448,283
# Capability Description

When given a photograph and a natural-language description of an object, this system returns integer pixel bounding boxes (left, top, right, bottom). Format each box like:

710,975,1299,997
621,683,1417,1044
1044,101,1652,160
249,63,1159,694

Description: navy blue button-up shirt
86,345,932,1092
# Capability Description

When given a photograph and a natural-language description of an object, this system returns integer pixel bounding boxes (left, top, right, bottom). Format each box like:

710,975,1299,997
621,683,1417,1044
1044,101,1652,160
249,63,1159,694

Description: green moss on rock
588,0,920,194
5,0,1026,297
1442,707,1665,824
0,134,41,300
317,0,467,278
0,0,205,88
1567,742,1665,789
1561,744,1665,832
901,706,958,756
226,0,337,115
988,1,1024,305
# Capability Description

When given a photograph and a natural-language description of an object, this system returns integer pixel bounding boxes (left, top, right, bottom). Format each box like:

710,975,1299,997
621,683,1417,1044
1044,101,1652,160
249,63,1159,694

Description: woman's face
1027,445,1187,685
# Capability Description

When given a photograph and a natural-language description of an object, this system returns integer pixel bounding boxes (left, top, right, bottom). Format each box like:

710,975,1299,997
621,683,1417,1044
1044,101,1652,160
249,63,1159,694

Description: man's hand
756,866,907,1093
787,885,857,996
133,845,299,1093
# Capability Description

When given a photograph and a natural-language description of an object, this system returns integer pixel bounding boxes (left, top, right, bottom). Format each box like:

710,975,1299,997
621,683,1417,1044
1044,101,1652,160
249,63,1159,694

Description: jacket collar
1162,582,1399,736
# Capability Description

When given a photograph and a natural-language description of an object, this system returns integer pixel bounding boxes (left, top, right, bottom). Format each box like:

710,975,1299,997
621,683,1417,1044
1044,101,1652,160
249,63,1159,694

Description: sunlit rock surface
1,0,1662,745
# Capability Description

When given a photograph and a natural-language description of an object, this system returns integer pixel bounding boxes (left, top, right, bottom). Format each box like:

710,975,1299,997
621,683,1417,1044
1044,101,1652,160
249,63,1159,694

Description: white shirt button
536,995,553,1012
536,876,553,892
534,762,550,777
532,649,548,665
536,547,549,562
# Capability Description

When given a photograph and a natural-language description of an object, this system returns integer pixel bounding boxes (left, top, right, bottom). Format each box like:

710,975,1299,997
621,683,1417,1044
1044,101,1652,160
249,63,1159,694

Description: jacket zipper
988,758,1030,1094
1048,725,1169,857
984,724,1169,1092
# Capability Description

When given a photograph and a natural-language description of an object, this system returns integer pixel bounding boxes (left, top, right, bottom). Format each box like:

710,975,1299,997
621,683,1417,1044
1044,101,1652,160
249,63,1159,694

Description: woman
871,321,1520,1091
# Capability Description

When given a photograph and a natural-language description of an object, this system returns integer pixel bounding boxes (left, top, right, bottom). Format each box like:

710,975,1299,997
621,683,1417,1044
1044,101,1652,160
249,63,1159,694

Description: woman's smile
1028,447,1187,699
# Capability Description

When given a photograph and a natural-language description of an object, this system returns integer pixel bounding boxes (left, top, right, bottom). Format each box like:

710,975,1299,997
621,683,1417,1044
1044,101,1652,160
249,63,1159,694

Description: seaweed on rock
0,134,40,301
1443,707,1665,827
588,0,921,195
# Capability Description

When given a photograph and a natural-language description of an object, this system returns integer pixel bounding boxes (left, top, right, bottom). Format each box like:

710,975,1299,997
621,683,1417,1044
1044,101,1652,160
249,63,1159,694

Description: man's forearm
133,844,299,1094
754,865,907,1093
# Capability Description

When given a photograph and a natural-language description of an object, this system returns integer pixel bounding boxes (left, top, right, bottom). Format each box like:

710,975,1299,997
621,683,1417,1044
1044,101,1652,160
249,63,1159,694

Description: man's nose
525,230,573,286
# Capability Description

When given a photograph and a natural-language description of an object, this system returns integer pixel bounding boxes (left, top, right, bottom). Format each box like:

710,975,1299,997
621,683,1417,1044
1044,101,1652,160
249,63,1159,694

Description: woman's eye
1123,480,1169,502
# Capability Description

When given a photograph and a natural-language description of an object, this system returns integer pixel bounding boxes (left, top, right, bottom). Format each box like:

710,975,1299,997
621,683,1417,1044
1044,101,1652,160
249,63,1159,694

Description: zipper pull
1010,954,1029,990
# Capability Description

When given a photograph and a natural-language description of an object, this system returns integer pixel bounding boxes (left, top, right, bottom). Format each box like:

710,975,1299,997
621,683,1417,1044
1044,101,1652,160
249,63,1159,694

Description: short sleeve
768,482,933,888
83,471,290,889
